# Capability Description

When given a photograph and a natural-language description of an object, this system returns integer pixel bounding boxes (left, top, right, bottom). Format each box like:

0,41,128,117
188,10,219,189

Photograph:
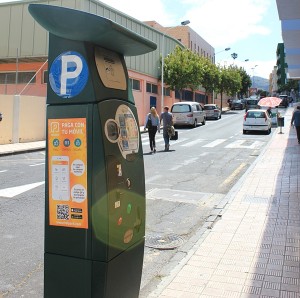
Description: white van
171,102,206,128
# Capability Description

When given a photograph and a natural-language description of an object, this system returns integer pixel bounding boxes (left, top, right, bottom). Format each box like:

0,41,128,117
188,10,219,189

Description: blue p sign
49,51,89,99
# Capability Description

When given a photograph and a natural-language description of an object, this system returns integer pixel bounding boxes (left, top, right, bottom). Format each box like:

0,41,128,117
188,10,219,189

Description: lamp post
161,20,190,112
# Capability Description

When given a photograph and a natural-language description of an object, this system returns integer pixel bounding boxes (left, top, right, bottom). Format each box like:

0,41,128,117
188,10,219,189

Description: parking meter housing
29,4,156,298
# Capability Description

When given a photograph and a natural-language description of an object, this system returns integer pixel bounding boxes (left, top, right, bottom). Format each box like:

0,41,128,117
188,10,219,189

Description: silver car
203,104,221,120
171,102,206,128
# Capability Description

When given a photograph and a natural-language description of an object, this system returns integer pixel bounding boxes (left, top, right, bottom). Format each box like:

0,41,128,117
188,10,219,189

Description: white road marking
181,139,205,147
203,139,226,148
199,152,209,157
29,163,45,167
0,181,45,198
0,170,8,173
145,175,162,184
170,165,182,171
225,140,264,149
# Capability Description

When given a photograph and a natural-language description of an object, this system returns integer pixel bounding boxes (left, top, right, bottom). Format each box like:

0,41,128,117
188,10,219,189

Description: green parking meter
29,4,156,298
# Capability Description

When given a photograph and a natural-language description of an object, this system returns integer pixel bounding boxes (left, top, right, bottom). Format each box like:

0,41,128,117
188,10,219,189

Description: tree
198,57,220,101
163,46,203,100
215,65,242,111
236,67,252,98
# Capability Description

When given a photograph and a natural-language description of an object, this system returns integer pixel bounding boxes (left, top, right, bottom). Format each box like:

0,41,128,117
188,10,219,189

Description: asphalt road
0,109,280,297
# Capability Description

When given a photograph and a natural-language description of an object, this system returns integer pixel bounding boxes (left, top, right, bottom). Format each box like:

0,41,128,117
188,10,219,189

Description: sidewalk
149,106,300,297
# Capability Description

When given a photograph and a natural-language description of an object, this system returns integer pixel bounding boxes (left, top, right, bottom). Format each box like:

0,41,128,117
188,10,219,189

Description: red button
117,217,123,226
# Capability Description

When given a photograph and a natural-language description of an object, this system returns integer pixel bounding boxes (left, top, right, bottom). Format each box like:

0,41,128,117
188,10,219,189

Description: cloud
98,0,175,24
180,0,271,47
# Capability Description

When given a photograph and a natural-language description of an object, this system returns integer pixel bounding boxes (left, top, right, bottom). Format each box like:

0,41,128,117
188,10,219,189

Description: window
163,87,170,96
43,70,48,84
129,78,141,91
146,82,158,94
0,71,36,84
171,104,191,113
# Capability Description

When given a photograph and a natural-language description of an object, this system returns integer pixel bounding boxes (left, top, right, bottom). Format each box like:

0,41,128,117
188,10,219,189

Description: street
0,109,281,297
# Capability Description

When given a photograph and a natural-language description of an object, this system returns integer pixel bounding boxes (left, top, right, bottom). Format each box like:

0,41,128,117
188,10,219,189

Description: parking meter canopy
28,4,157,105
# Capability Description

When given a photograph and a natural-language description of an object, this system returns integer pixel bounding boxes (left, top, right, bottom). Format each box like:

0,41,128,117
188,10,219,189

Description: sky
1,0,283,79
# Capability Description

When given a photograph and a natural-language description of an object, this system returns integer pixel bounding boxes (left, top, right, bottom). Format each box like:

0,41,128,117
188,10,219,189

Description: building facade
0,0,214,123
276,43,288,89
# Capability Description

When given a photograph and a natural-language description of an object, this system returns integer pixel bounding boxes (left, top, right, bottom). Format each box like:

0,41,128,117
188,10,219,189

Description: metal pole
161,33,164,113
15,48,19,94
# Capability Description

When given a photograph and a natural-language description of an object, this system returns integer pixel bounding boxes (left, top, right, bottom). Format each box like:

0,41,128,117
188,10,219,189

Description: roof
28,4,157,56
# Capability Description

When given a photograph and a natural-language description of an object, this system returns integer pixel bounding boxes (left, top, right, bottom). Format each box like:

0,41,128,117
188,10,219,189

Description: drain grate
145,234,184,250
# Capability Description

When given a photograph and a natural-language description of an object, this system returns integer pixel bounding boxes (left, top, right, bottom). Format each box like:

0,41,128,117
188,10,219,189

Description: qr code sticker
57,204,70,220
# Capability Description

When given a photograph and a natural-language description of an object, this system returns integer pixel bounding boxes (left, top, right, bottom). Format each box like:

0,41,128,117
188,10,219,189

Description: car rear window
204,106,215,110
171,104,191,113
247,111,265,118
246,100,258,105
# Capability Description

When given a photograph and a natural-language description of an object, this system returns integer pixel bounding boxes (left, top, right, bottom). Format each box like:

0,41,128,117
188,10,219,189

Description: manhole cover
145,234,184,250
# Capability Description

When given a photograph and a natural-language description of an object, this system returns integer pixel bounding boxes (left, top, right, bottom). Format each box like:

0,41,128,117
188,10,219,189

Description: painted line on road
170,165,182,171
203,139,226,148
29,163,45,167
0,181,45,198
225,140,264,149
181,139,205,147
220,163,247,187
145,175,162,184
0,170,8,173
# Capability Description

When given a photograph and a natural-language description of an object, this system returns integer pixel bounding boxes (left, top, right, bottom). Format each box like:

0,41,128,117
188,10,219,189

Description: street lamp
231,52,238,64
214,47,231,64
161,20,190,112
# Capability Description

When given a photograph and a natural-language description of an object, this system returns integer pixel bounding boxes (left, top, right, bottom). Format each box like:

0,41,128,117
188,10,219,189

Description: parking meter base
45,240,144,298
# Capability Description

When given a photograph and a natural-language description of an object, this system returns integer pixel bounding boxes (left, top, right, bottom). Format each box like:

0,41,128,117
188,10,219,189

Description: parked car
231,99,245,110
278,95,289,108
243,109,272,134
171,102,206,127
245,98,260,111
203,104,221,120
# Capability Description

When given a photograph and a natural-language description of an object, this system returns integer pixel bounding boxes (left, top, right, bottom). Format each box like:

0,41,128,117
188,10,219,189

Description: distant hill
252,76,269,91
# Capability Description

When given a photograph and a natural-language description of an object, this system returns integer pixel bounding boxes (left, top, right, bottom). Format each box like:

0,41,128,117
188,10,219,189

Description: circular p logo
49,51,89,99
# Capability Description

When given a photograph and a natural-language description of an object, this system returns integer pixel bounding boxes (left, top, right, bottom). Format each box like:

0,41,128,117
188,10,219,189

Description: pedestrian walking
160,106,173,151
144,107,160,153
291,105,300,144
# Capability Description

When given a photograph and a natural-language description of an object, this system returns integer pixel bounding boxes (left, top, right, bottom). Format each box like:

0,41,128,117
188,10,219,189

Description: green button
127,204,132,214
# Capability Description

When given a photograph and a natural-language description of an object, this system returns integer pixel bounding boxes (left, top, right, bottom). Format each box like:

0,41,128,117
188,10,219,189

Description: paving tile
279,290,300,298
260,287,280,297
242,285,261,295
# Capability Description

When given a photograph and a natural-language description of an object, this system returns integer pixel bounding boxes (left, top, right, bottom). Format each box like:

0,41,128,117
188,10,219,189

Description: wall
0,95,46,144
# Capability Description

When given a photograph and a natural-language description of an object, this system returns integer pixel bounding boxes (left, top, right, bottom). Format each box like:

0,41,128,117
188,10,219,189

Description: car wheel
202,117,206,125
243,129,247,134
219,114,222,119
193,119,197,128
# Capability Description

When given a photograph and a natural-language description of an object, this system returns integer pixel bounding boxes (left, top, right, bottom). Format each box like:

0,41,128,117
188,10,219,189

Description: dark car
231,100,245,110
245,99,260,111
278,95,289,108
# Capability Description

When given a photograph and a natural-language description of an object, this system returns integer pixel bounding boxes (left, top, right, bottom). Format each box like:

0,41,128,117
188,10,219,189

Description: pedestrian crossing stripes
141,135,264,150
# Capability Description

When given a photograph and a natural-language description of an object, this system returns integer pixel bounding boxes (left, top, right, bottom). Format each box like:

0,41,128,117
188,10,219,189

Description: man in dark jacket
291,106,300,144
160,106,173,151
